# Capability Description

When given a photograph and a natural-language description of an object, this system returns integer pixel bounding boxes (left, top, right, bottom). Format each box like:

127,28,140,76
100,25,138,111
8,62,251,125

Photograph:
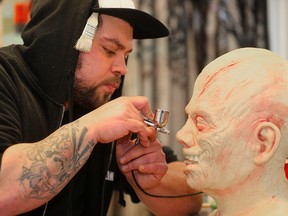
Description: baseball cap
92,0,169,39
75,0,169,52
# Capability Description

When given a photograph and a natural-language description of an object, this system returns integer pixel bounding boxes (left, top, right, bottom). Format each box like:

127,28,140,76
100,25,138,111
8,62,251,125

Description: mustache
101,76,122,88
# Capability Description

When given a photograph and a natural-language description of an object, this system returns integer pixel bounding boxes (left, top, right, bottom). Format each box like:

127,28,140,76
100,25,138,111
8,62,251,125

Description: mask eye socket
195,116,206,132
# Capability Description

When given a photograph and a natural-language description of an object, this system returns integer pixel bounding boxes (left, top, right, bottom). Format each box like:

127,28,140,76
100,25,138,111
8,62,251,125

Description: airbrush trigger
135,109,170,145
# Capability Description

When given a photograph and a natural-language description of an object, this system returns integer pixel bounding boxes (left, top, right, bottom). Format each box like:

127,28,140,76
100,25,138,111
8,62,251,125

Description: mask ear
253,122,281,165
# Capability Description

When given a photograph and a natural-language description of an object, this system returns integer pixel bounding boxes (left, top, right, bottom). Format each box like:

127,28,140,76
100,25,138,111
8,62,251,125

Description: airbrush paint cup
154,109,169,128
135,109,170,145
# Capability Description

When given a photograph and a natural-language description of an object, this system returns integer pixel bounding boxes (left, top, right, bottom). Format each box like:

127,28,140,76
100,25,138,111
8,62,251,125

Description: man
0,0,202,215
177,47,288,216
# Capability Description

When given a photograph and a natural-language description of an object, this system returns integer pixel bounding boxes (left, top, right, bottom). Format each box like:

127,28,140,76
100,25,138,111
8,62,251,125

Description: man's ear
253,122,281,165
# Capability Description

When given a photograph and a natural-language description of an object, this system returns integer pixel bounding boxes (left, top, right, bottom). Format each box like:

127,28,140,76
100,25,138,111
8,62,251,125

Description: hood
18,0,169,111
19,0,96,104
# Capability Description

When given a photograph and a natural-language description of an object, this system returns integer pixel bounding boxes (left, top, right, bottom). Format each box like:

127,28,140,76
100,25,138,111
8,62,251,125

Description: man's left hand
116,127,168,189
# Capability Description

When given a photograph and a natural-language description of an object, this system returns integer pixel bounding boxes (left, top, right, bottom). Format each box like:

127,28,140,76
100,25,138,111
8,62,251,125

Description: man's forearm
0,121,96,215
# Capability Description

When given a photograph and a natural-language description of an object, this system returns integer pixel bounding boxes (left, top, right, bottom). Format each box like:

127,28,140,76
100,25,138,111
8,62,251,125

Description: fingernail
121,165,128,172
138,165,145,171
120,157,126,164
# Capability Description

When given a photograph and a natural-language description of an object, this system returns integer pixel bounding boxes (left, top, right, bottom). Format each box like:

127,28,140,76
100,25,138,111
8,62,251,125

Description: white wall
268,0,288,60
0,0,24,46
0,3,2,46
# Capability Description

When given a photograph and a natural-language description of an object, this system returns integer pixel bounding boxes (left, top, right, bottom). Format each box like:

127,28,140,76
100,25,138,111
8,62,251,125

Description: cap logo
75,12,98,52
99,0,135,9
75,0,136,52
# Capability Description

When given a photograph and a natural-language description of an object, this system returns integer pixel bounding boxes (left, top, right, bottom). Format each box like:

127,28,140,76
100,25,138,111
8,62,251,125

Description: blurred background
0,0,287,215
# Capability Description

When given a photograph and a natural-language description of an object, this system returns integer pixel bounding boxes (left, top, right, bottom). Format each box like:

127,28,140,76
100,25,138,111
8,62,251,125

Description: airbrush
136,108,170,145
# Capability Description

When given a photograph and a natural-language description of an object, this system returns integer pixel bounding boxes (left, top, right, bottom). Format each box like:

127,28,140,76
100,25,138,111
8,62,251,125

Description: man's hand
78,96,154,146
116,127,168,189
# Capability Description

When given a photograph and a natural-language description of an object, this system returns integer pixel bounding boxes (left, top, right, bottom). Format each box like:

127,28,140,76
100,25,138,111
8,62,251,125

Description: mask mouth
184,155,200,165
183,146,202,165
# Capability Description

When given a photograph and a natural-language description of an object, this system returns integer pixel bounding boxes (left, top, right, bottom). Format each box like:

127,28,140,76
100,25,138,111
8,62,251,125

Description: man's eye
103,47,115,56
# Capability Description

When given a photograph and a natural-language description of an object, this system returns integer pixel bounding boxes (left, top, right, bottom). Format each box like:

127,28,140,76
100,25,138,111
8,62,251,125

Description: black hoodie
0,0,176,215
0,0,127,215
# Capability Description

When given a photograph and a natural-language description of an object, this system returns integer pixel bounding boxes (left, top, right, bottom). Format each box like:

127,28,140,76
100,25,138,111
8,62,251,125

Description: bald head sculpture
177,48,288,216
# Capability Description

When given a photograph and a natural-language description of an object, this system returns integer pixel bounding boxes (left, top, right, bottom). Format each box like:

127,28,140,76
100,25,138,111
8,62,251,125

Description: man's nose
112,57,128,77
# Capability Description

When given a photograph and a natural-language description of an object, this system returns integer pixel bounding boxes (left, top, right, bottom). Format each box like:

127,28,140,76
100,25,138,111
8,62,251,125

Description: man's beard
73,76,121,113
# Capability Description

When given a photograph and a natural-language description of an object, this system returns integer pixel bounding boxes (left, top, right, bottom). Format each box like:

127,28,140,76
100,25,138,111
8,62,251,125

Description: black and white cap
75,0,169,52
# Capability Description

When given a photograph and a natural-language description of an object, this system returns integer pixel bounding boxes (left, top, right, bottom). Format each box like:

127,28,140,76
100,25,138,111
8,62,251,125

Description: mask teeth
75,12,98,52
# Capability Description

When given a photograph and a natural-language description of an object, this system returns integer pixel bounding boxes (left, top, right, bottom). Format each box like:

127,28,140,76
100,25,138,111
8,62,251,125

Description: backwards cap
75,0,169,52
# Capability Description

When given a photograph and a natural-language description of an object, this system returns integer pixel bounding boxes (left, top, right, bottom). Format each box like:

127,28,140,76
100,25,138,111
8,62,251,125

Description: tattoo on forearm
18,121,95,201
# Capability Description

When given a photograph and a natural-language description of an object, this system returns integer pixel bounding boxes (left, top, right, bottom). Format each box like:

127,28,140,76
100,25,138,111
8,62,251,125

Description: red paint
14,2,31,24
199,61,239,98
285,162,288,179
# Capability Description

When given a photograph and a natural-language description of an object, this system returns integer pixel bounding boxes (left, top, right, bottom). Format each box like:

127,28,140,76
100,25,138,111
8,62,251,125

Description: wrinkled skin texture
177,48,288,216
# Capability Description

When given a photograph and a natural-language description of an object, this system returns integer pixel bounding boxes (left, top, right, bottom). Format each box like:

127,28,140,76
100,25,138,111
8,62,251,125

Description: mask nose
176,123,197,148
